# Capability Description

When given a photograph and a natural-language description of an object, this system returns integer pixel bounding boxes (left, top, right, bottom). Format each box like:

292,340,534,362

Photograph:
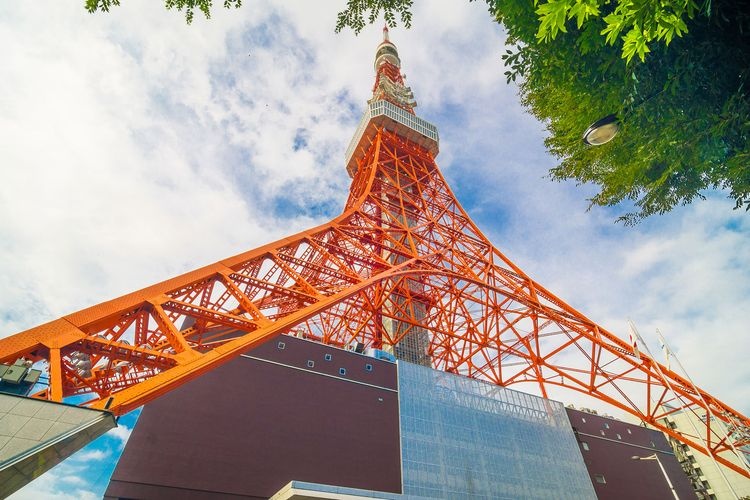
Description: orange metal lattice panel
1,126,748,477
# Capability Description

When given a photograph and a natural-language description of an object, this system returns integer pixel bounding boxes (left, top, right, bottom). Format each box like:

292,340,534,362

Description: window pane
398,362,596,499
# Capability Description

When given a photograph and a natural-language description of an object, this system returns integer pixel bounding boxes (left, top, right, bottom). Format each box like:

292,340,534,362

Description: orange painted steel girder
1,125,748,477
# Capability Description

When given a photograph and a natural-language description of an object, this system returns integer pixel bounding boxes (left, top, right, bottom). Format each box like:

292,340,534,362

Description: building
106,333,596,499
567,407,695,499
658,410,750,499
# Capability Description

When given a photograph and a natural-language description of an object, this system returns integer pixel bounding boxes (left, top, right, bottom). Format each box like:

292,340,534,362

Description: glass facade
397,362,596,499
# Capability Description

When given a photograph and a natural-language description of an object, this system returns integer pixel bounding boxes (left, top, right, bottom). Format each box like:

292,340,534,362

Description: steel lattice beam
1,127,748,477
2,27,749,480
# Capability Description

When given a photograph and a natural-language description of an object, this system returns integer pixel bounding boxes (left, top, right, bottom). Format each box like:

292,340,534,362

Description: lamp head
583,114,620,146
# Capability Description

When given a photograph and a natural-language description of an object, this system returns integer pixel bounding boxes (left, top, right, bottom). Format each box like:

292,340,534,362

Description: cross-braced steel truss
1,125,748,477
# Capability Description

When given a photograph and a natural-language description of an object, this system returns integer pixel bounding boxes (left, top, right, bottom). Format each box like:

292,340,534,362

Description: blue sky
1,1,749,497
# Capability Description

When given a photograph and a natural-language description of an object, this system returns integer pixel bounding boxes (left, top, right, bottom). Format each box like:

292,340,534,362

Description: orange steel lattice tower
1,28,749,477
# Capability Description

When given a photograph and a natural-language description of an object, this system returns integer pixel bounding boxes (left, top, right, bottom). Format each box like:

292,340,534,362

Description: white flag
628,322,641,360
656,328,671,370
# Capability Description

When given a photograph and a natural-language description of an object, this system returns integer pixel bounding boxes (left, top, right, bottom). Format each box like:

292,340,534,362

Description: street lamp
631,453,680,500
582,113,620,146
582,79,674,146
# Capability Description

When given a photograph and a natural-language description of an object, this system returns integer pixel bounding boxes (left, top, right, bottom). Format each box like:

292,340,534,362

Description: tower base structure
105,334,596,499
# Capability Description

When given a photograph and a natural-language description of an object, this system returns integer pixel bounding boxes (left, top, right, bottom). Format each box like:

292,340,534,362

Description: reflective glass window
397,362,596,499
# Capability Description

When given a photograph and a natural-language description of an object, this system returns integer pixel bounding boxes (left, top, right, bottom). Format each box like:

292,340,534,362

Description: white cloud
71,448,111,462
7,461,99,500
59,475,89,486
105,424,133,448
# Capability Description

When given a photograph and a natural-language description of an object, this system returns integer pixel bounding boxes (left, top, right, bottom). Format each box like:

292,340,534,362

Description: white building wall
660,411,750,500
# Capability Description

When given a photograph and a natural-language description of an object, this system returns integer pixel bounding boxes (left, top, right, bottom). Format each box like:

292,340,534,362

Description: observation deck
345,99,439,177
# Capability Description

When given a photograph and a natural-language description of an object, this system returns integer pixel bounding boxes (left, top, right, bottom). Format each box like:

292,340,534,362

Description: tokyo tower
1,26,748,480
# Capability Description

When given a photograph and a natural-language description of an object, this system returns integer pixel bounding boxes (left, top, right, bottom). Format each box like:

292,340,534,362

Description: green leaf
601,13,625,45
536,0,570,42
568,0,599,29
621,27,651,63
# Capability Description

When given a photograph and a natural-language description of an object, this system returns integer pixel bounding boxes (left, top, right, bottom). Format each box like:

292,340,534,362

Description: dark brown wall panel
566,408,696,500
106,336,401,499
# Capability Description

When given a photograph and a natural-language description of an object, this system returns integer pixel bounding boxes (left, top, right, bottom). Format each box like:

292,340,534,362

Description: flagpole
627,320,739,499
627,320,641,360
657,328,750,476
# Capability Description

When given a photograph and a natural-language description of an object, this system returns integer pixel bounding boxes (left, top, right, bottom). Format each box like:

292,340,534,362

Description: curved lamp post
582,79,674,146
631,454,680,500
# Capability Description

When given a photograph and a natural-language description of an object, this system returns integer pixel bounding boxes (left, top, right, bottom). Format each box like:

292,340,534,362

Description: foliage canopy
494,0,750,222
85,0,242,24
85,0,750,222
